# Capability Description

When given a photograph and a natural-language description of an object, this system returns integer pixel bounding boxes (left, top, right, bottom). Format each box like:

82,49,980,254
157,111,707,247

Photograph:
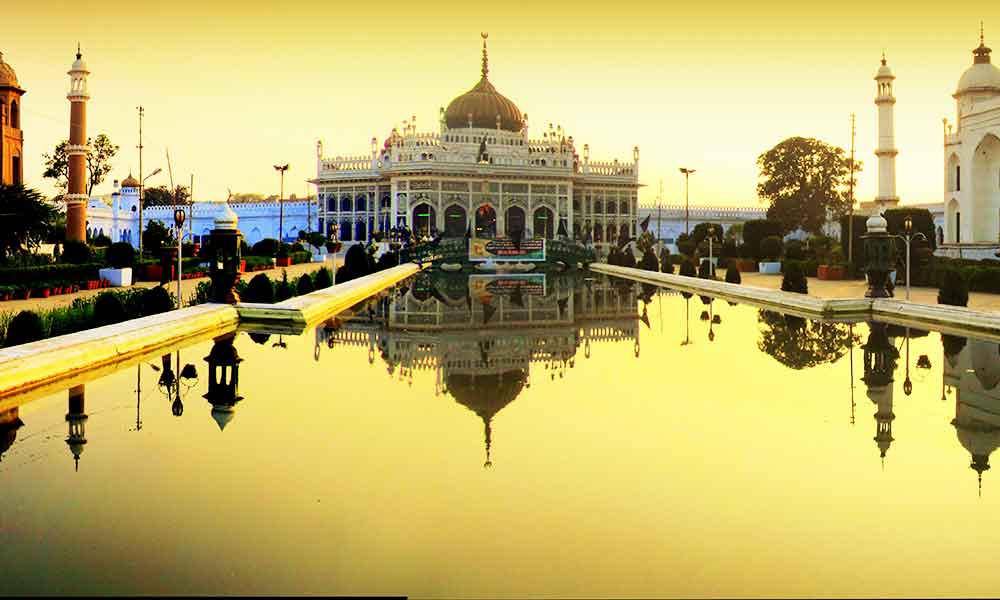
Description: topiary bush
678,259,697,278
676,233,695,257
743,219,783,260
937,269,968,307
141,286,174,316
760,236,784,261
314,268,332,290
245,273,275,303
658,247,671,272
106,242,136,269
275,270,293,302
296,273,315,295
251,238,281,257
639,249,659,271
4,311,44,347
93,292,127,326
62,240,92,264
781,261,809,294
619,248,636,269
785,239,804,260
376,251,399,272
725,260,742,284
698,259,716,279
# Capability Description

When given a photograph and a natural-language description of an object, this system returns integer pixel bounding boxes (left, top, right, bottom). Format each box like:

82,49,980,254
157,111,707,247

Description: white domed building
312,35,640,250
941,29,1000,257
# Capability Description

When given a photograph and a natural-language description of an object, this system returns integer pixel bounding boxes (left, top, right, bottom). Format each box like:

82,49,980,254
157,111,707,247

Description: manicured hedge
781,259,819,277
0,263,101,285
743,220,783,260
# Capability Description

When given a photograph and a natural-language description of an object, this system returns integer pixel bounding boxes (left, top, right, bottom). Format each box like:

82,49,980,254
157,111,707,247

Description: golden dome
443,35,524,132
0,51,22,90
120,173,140,188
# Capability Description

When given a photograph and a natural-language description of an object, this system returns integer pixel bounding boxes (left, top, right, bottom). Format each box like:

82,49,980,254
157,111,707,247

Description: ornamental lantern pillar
862,212,894,298
203,333,243,431
208,203,242,304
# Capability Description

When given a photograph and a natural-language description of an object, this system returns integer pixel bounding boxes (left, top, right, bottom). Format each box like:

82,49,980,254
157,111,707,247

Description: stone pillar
209,203,243,304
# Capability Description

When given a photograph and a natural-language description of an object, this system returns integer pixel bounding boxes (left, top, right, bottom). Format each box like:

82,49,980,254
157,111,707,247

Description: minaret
65,45,90,242
874,54,899,211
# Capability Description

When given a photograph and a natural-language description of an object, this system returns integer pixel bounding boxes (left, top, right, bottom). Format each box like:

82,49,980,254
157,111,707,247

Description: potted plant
818,246,846,280
326,240,343,254
275,244,292,267
758,236,783,274
16,286,31,300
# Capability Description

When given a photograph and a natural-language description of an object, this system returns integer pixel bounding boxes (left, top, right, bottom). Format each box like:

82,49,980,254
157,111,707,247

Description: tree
42,134,119,196
142,185,190,206
142,220,175,254
757,310,859,370
757,137,861,234
0,184,58,261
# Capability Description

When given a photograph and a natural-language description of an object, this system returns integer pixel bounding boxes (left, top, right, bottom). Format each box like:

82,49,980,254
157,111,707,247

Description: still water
1,272,999,597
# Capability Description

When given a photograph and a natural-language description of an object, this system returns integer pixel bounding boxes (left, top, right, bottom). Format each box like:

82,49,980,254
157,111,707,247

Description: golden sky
5,1,999,208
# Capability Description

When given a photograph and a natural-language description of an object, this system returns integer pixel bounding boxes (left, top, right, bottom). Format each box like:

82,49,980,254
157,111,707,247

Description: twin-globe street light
173,206,185,308
891,215,927,302
274,164,289,242
679,167,696,236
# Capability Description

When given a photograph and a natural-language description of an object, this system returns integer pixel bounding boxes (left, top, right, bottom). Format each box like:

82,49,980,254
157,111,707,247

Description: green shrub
690,222,724,249
782,259,819,277
106,242,136,269
760,236,784,261
296,273,315,295
725,260,742,284
938,269,968,306
275,270,293,302
92,233,112,247
62,240,92,264
314,268,332,289
4,311,44,347
839,215,868,269
781,261,809,294
884,208,937,250
639,249,659,271
676,233,695,257
251,238,281,257
743,220,783,260
678,260,696,278
93,292,127,326
245,273,275,303
142,286,175,316
697,260,715,279
785,239,804,260
658,247,671,272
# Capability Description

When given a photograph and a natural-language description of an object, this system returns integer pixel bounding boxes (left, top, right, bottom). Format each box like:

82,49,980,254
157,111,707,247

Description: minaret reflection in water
204,334,244,431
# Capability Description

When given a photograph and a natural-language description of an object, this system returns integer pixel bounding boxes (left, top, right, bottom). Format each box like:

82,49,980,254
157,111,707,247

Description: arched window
412,203,436,238
506,206,525,239
620,222,630,242
475,204,496,238
593,223,603,243
381,193,391,209
355,220,367,241
444,204,467,237
533,206,555,239
594,199,603,214
10,100,18,129
327,197,337,212
573,223,581,240
355,194,367,212
339,219,353,241
340,195,352,212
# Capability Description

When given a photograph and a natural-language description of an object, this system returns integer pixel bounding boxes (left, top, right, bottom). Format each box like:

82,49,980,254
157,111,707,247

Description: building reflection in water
862,322,899,464
316,273,641,466
943,334,1000,495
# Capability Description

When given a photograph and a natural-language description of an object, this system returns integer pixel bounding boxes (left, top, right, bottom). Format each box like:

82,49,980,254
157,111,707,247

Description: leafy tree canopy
0,184,58,261
142,220,176,254
757,310,859,370
142,185,191,206
757,137,861,234
42,133,119,196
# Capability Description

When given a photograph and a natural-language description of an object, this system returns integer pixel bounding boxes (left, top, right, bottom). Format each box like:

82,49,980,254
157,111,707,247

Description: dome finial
480,32,489,80
974,22,992,63
982,20,986,46
76,42,81,60
881,49,886,65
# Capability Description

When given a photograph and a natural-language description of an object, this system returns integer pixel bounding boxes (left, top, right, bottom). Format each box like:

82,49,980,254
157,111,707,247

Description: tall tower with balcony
0,51,26,186
874,54,899,211
66,46,90,242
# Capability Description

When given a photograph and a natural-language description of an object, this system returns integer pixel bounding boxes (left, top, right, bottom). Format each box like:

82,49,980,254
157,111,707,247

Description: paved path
0,260,339,315
740,272,1000,312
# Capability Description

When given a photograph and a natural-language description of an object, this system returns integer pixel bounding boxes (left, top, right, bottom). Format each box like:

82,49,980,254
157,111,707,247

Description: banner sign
470,274,547,297
469,237,545,262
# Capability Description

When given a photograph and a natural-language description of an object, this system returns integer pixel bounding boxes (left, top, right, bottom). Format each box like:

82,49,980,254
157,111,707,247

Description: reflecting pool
2,272,1000,596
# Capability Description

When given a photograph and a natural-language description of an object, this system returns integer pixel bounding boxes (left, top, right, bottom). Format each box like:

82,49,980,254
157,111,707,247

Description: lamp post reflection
861,322,899,465
66,385,87,471
204,334,244,431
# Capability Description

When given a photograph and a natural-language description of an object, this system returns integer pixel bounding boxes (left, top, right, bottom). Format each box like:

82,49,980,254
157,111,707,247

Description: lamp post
890,216,927,301
707,224,715,277
138,168,162,254
173,206,186,308
679,167,696,235
273,164,289,242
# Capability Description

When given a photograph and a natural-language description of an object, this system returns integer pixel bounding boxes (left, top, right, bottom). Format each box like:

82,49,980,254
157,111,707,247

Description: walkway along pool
1,270,1000,596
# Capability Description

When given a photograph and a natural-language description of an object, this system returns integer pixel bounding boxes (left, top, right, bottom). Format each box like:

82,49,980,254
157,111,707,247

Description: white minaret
874,54,899,210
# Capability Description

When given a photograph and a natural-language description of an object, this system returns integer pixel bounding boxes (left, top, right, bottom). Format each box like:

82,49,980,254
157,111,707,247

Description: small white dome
866,213,887,234
957,62,1000,96
875,58,894,79
213,201,239,230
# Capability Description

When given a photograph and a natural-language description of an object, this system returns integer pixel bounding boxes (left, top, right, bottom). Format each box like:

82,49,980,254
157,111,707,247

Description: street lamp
679,167,696,235
173,206,186,308
707,224,716,277
890,216,928,301
138,167,162,255
274,164,289,242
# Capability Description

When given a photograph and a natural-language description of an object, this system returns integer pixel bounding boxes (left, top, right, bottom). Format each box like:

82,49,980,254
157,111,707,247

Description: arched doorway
620,222,631,242
506,206,525,240
340,219,353,241
355,220,367,241
593,223,603,243
444,204,467,237
972,134,1000,242
533,206,555,239
475,204,496,238
412,203,435,238
947,198,960,244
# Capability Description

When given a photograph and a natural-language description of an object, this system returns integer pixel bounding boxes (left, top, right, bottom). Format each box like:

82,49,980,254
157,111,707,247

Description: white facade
941,31,1000,258
312,37,640,249
85,179,317,247
636,204,766,243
